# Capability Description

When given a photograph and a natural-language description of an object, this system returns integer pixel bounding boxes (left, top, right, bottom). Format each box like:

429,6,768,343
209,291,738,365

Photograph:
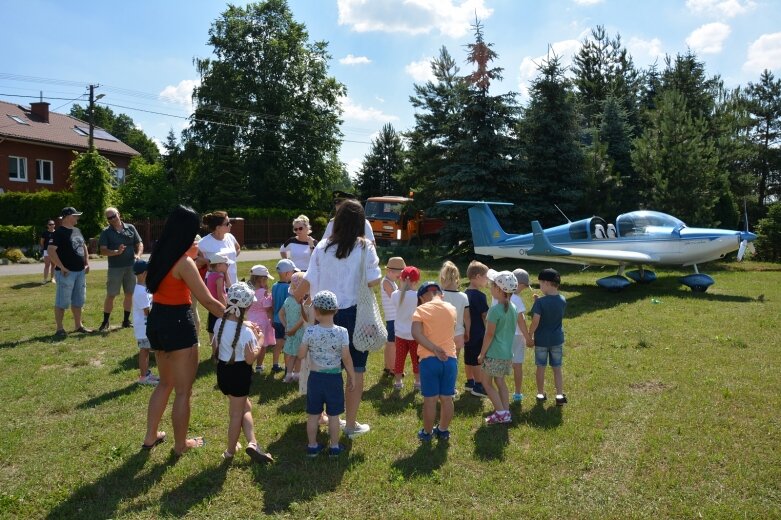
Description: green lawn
1,259,779,519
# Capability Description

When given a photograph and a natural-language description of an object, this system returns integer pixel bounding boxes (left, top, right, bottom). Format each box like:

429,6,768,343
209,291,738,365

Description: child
464,260,490,397
478,270,530,424
528,268,568,406
213,282,274,463
205,252,231,345
510,269,532,402
271,259,299,374
380,257,406,378
247,264,276,373
439,261,470,358
279,271,308,382
297,290,356,457
131,260,158,385
411,282,458,441
390,266,422,390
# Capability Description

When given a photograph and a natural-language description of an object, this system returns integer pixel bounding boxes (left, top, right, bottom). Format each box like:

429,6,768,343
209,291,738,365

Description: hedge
222,207,330,221
0,190,75,226
0,225,36,248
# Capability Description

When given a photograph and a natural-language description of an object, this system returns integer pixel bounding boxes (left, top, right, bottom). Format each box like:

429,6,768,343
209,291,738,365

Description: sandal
245,442,274,464
223,442,242,460
141,432,166,450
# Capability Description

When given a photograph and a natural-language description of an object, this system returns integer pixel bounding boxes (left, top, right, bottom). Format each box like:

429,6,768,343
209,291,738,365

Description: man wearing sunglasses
98,207,143,331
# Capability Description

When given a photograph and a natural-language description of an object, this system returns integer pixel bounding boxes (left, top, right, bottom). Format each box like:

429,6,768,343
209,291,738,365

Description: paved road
0,249,281,277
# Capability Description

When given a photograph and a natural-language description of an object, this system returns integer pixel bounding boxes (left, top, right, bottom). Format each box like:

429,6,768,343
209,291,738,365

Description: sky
1,0,780,178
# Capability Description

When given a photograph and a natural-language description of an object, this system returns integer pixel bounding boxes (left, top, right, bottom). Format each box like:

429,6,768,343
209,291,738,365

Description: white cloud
337,0,493,38
518,39,582,98
345,157,363,178
340,96,399,123
685,22,731,54
405,58,436,83
339,54,372,65
686,0,756,19
743,32,781,73
572,0,603,5
627,36,664,64
159,79,200,110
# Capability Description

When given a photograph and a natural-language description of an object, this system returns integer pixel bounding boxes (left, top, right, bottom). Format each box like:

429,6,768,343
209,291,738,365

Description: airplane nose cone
740,231,757,242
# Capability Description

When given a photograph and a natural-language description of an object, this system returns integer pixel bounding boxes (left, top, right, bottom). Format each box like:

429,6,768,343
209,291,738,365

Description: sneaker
413,382,421,392
417,428,433,442
283,374,293,383
512,393,523,402
393,381,403,390
485,412,509,425
51,278,56,285
464,380,475,390
138,374,159,386
536,393,547,403
255,365,265,373
328,444,346,457
433,425,450,440
555,394,568,406
382,368,394,378
500,411,512,423
98,322,110,332
344,422,370,439
122,320,132,328
144,370,159,381
53,329,67,338
471,383,487,397
306,444,324,457
271,364,284,373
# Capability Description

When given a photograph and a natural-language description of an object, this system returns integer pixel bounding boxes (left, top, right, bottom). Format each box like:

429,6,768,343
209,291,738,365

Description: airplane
438,200,758,292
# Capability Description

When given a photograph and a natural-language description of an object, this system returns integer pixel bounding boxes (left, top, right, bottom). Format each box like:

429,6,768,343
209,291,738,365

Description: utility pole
87,84,100,151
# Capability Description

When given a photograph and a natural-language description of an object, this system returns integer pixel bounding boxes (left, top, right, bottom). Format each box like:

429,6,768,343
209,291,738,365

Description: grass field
0,258,779,519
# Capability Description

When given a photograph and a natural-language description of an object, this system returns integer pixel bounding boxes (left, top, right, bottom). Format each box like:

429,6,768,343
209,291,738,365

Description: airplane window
569,221,589,240
616,211,685,236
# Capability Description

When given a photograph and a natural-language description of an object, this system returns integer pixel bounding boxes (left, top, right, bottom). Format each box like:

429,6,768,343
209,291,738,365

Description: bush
3,248,25,263
754,202,781,262
225,207,330,221
0,191,74,226
0,225,36,249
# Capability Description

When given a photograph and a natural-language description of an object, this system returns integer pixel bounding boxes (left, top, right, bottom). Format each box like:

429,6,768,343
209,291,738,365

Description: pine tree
745,69,781,207
355,123,405,200
600,95,638,214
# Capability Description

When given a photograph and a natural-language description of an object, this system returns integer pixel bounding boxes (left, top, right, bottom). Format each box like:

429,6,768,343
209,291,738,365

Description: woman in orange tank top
142,206,225,456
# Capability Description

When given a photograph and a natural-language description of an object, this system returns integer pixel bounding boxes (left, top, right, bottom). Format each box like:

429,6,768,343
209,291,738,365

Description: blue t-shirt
271,281,290,324
465,288,489,348
486,302,517,360
531,294,567,347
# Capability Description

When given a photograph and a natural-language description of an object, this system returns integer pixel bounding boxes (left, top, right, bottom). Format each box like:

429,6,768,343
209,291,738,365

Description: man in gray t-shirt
98,207,143,331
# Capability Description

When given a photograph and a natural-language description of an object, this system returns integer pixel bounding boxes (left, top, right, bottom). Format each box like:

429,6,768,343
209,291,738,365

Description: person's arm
528,314,541,347
47,244,67,276
412,321,447,361
297,340,309,360
382,278,394,298
279,306,287,329
279,242,288,259
517,312,532,347
287,315,305,336
82,243,90,274
243,334,259,364
216,275,227,306
341,346,356,391
478,320,496,364
176,256,224,317
134,240,143,259
463,307,471,343
232,234,241,257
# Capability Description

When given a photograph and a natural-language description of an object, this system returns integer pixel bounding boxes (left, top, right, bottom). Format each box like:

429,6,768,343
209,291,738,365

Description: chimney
30,102,50,123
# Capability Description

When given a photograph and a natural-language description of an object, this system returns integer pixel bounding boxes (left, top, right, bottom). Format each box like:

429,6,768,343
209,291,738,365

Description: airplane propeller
737,199,752,262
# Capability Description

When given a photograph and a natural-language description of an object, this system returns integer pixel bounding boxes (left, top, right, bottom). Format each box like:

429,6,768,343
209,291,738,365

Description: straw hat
386,257,406,270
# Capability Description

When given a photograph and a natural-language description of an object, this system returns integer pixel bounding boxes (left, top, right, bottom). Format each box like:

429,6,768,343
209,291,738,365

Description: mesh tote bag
353,243,387,352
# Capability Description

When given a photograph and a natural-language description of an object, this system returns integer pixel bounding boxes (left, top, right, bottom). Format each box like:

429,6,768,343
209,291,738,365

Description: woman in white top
279,214,317,271
296,200,382,439
198,211,241,284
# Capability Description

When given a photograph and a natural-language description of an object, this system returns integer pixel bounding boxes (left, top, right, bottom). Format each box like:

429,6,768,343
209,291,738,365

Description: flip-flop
141,432,166,450
245,443,274,464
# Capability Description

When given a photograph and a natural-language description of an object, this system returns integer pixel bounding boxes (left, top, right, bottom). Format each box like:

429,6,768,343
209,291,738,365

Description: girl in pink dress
248,265,276,372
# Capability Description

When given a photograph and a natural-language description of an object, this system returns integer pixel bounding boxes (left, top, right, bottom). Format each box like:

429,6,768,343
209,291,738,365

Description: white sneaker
344,422,370,439
138,375,159,386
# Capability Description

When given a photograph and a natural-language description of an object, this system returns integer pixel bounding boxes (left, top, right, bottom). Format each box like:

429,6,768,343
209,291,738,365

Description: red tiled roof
0,99,140,157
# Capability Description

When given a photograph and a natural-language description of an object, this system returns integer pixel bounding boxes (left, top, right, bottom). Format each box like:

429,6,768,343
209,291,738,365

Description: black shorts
207,313,218,334
146,303,198,352
273,321,285,340
217,360,253,397
463,341,482,366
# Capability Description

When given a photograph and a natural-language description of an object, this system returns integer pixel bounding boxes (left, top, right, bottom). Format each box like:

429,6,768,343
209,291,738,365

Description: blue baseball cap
417,281,442,298
133,260,148,275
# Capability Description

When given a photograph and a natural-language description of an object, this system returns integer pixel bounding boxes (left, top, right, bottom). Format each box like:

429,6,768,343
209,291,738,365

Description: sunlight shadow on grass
0,333,68,349
453,391,485,416
44,450,168,519
514,402,563,430
474,423,509,461
159,461,229,516
10,282,44,290
276,394,306,415
110,354,140,374
255,376,299,405
367,384,418,416
391,440,448,478
76,383,140,410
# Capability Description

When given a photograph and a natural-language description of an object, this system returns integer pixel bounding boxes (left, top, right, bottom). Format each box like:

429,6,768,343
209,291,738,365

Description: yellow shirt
412,299,457,359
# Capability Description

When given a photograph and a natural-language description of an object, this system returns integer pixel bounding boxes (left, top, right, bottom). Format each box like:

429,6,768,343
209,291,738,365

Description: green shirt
98,223,141,268
486,302,517,360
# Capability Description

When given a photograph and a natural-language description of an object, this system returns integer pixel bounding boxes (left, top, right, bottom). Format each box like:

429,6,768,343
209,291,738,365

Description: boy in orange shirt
411,282,457,442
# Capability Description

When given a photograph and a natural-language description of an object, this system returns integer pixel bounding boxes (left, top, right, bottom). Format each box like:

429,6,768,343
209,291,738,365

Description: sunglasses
222,221,232,226
293,226,305,231
107,214,118,220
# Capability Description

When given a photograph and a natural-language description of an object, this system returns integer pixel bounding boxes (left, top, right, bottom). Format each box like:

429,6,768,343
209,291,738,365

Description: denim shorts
535,344,563,367
106,266,135,296
386,320,395,341
54,269,86,308
306,371,345,416
334,305,368,372
419,356,457,398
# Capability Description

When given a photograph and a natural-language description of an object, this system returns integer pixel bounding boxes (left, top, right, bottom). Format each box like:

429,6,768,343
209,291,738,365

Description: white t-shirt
305,240,381,309
132,284,152,340
390,289,419,340
213,319,257,363
380,276,397,321
492,293,527,335
198,233,240,284
322,219,375,243
442,289,469,336
279,237,316,271
301,324,349,372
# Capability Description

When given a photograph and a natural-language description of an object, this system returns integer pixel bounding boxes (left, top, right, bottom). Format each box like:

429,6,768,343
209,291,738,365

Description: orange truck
364,196,445,245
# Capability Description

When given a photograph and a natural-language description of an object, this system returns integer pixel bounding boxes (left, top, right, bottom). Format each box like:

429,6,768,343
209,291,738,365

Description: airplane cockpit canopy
616,211,686,237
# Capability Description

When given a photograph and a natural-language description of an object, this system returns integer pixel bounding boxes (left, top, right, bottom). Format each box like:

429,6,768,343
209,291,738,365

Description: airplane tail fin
437,200,512,247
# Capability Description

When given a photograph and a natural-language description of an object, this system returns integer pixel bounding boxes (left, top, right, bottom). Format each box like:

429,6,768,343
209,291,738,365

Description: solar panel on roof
74,125,118,142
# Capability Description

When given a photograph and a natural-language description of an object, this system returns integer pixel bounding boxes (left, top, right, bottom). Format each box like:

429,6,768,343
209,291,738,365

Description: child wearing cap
271,259,299,374
391,266,422,390
529,268,568,406
479,270,530,424
205,252,231,345
380,256,406,378
279,272,308,383
411,282,458,442
213,282,274,464
464,260,490,398
132,260,158,385
297,290,355,457
247,265,276,372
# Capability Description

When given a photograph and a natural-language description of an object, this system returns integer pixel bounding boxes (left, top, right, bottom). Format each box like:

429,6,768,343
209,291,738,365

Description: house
0,99,139,193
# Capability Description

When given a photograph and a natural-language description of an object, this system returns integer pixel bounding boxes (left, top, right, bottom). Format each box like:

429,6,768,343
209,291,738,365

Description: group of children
130,252,568,460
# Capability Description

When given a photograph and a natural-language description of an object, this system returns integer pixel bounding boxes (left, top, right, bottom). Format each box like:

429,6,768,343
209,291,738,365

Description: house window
36,159,53,184
9,156,27,182
111,167,126,186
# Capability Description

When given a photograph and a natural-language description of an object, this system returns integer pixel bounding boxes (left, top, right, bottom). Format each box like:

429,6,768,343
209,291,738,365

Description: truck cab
364,196,444,245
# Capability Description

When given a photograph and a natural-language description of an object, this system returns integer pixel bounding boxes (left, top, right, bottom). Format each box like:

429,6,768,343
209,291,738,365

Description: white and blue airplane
438,200,758,292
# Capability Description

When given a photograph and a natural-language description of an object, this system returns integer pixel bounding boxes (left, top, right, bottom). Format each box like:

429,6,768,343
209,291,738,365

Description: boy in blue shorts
411,282,458,441
272,259,299,374
529,268,568,405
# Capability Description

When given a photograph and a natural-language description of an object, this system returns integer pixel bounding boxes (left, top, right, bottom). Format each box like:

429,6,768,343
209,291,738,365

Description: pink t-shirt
205,271,226,301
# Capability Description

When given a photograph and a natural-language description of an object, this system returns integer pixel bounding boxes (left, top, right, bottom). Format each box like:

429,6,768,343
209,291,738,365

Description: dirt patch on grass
629,380,671,393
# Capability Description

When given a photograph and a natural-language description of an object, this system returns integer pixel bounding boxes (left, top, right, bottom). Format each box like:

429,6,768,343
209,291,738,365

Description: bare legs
482,373,510,412
345,372,364,430
226,396,257,456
